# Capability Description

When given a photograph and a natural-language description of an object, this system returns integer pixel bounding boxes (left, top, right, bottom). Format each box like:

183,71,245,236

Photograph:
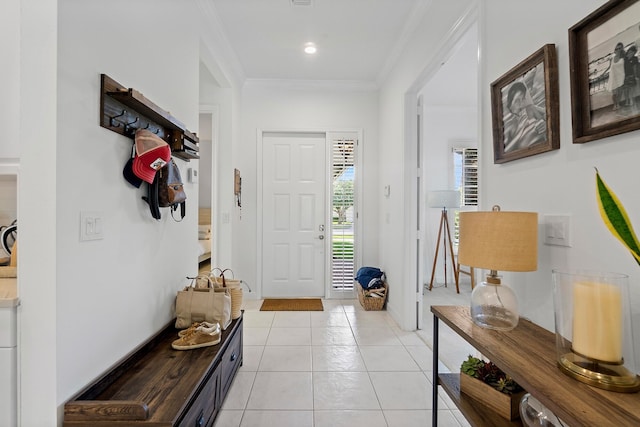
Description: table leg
432,314,439,426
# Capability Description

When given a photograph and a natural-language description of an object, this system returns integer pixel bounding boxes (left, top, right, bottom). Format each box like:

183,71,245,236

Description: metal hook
125,117,139,129
124,117,140,135
109,110,126,127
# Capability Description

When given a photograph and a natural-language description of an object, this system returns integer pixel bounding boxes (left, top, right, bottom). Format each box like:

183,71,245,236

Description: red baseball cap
132,129,171,184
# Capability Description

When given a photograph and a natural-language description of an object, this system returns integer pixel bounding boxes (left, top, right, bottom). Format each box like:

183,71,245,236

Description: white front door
262,132,326,297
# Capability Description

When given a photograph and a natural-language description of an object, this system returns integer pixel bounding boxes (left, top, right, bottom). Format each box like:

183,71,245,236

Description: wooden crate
460,373,525,420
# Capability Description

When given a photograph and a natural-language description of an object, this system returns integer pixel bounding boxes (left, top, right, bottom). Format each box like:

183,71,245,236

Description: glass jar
519,393,564,426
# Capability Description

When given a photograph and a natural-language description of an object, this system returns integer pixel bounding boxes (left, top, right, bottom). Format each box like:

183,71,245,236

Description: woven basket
356,281,387,311
210,268,243,320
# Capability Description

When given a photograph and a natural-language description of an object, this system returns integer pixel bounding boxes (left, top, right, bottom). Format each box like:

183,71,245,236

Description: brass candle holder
553,270,640,393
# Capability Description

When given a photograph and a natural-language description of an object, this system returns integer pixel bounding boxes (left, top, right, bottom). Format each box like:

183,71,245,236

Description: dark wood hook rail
100,74,199,161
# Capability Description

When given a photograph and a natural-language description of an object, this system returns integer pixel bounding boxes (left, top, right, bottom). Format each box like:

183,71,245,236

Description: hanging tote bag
210,268,243,320
175,275,232,330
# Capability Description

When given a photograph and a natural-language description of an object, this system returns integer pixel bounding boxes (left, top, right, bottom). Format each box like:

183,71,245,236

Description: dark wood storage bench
64,314,243,426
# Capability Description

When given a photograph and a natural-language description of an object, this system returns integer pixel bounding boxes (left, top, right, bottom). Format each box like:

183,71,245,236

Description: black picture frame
569,0,640,143
491,44,559,164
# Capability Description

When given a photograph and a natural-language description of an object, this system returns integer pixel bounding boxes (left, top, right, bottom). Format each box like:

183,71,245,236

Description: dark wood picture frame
491,44,559,164
569,0,640,144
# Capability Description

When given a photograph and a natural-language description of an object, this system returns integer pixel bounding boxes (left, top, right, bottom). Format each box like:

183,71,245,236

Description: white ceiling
211,0,423,83
210,0,477,106
420,24,478,108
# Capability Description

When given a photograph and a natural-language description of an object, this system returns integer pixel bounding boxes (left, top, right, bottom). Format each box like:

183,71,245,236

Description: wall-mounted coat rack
100,74,199,161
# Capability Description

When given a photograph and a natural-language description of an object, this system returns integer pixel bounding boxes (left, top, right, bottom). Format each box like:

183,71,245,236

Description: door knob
318,235,325,240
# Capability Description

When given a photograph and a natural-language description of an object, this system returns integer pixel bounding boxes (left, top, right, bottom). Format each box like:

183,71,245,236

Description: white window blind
331,139,355,289
452,147,478,244
453,148,478,207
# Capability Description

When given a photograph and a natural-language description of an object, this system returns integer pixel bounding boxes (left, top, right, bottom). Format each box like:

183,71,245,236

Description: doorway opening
412,14,478,364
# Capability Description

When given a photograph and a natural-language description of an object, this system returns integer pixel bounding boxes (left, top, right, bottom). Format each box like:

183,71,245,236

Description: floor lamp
428,190,460,292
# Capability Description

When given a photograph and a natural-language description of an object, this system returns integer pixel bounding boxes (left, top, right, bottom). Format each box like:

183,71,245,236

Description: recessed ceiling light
304,42,317,54
291,0,313,7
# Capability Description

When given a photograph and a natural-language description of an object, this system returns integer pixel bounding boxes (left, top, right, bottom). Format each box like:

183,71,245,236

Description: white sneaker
178,321,220,337
172,322,221,350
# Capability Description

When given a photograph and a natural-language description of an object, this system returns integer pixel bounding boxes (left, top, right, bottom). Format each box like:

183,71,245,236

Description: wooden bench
64,314,243,426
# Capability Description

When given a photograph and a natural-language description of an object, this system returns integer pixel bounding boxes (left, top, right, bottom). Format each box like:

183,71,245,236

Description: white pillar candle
572,281,623,363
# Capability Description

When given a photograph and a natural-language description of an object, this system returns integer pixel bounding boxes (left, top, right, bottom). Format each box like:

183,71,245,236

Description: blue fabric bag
355,267,384,290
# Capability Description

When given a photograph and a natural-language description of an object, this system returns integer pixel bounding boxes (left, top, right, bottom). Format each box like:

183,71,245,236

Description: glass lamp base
470,280,519,331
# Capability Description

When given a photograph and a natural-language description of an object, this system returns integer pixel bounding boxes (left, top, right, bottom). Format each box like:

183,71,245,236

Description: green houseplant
595,168,640,264
459,355,525,420
461,355,523,395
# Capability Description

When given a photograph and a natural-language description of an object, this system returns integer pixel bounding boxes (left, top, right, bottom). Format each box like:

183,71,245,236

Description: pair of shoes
178,321,219,337
172,322,221,350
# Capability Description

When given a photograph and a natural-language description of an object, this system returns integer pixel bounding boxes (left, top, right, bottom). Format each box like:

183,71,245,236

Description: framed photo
569,0,640,144
491,44,559,164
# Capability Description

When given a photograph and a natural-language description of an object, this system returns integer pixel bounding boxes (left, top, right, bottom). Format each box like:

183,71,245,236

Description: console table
64,314,243,426
431,305,640,426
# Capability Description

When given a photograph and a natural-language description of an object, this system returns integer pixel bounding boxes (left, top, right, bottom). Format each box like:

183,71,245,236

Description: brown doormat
260,298,324,311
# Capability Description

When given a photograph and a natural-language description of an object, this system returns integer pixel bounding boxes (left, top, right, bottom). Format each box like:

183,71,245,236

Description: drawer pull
195,409,204,427
230,353,237,362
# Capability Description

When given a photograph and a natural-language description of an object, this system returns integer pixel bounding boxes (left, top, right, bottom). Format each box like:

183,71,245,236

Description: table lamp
427,190,461,292
458,206,537,331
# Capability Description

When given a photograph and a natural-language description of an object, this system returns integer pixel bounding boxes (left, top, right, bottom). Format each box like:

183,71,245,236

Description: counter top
0,278,18,307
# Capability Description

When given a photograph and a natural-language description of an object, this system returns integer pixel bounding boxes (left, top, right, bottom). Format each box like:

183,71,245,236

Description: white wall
238,82,380,297
199,80,237,270
198,110,213,208
54,0,202,422
0,0,21,161
482,0,640,365
18,0,58,424
378,0,475,330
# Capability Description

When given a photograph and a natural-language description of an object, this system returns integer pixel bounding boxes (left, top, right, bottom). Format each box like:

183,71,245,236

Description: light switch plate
188,168,198,183
80,211,104,241
543,214,571,247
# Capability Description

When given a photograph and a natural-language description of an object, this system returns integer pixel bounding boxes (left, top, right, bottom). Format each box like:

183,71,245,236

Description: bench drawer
178,368,219,427
220,321,242,398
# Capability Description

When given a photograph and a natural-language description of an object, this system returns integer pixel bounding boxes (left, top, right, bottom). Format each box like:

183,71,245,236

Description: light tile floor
418,281,478,372
213,295,473,427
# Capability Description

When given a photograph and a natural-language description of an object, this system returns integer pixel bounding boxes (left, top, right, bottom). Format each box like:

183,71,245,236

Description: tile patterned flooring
213,294,474,427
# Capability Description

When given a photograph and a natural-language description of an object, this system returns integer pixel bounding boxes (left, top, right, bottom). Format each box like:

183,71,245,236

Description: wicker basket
356,281,388,311
210,268,243,320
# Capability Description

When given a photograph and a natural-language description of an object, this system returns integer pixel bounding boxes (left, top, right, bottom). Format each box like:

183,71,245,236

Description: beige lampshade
458,209,538,272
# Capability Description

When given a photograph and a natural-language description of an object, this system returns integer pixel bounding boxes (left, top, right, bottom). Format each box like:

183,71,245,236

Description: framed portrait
491,44,559,164
569,0,640,144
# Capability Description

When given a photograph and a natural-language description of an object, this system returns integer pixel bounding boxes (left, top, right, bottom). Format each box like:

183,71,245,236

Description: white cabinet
0,298,18,426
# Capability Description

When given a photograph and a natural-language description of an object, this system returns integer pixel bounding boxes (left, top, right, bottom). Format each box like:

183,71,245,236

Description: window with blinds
453,147,478,207
452,147,478,243
331,138,356,290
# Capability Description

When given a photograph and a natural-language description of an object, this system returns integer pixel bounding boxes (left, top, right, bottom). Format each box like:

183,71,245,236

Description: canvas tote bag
175,275,232,330
210,268,243,320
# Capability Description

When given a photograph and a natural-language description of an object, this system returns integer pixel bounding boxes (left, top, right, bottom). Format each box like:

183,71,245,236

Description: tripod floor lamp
428,190,460,292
